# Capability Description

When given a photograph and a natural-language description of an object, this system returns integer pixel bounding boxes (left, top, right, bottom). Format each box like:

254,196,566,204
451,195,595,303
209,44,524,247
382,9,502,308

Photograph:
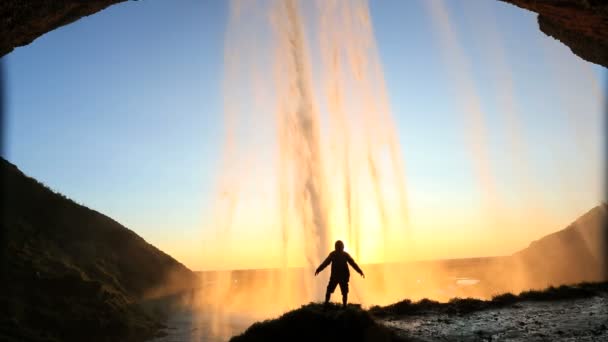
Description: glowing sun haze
2,0,605,271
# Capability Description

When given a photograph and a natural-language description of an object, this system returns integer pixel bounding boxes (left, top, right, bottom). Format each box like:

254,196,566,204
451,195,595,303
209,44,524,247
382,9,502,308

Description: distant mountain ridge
512,203,608,288
0,158,198,341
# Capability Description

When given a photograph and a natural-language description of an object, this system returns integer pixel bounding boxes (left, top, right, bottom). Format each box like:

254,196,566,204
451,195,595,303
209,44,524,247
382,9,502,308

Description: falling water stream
152,0,605,341
218,0,409,298
195,0,412,338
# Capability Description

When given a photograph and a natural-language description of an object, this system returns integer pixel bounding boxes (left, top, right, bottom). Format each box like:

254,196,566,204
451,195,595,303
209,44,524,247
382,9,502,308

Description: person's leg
326,279,338,304
339,281,349,307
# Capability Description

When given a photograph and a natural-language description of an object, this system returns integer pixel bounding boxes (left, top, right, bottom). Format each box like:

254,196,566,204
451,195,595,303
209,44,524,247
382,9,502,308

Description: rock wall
500,0,608,67
0,0,126,57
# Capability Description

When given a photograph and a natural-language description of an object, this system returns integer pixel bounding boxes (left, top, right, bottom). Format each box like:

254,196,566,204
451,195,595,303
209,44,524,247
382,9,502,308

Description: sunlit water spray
199,0,413,335
181,0,607,340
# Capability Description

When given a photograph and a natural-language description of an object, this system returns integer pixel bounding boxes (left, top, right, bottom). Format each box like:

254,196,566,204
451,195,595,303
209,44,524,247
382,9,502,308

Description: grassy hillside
0,158,198,341
512,203,608,287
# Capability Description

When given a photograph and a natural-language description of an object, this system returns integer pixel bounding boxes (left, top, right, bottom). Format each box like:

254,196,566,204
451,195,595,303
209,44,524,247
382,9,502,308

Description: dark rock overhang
0,0,127,57
500,0,608,67
0,1,606,67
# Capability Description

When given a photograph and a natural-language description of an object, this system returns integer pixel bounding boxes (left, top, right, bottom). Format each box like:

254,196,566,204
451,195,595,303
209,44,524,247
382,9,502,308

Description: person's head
334,240,344,251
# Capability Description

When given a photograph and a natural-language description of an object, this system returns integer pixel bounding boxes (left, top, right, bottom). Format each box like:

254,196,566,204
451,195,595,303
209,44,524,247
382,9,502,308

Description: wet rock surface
381,294,608,341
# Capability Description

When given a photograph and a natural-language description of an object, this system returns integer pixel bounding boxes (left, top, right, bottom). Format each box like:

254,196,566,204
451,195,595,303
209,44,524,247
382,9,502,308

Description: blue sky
2,0,605,270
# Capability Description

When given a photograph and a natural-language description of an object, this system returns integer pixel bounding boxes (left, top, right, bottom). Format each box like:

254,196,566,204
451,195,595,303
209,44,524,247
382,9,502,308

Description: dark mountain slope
0,158,198,341
512,203,608,288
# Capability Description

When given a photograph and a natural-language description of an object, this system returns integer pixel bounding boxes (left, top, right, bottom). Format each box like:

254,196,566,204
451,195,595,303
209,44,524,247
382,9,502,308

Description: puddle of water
456,278,481,286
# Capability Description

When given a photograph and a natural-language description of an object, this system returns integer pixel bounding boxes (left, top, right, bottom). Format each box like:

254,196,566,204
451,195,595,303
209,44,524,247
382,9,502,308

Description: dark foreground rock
0,158,198,342
230,303,407,342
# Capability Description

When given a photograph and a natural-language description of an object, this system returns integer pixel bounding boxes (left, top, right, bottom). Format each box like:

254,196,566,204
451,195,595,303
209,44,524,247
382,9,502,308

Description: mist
184,0,606,340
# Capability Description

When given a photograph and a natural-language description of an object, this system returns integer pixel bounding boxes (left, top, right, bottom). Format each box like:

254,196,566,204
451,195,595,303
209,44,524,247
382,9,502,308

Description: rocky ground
381,293,608,341
151,283,608,341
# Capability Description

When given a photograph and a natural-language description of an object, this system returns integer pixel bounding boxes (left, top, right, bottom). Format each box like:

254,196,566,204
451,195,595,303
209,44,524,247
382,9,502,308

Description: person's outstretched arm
315,253,333,276
347,254,365,278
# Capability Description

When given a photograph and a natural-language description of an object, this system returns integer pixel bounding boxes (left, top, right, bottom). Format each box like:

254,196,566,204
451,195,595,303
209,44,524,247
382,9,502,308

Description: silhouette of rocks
501,0,608,67
0,0,126,57
230,303,406,342
2,1,607,68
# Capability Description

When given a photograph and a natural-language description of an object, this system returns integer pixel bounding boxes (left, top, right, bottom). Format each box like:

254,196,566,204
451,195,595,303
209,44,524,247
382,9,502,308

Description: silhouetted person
314,240,364,308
